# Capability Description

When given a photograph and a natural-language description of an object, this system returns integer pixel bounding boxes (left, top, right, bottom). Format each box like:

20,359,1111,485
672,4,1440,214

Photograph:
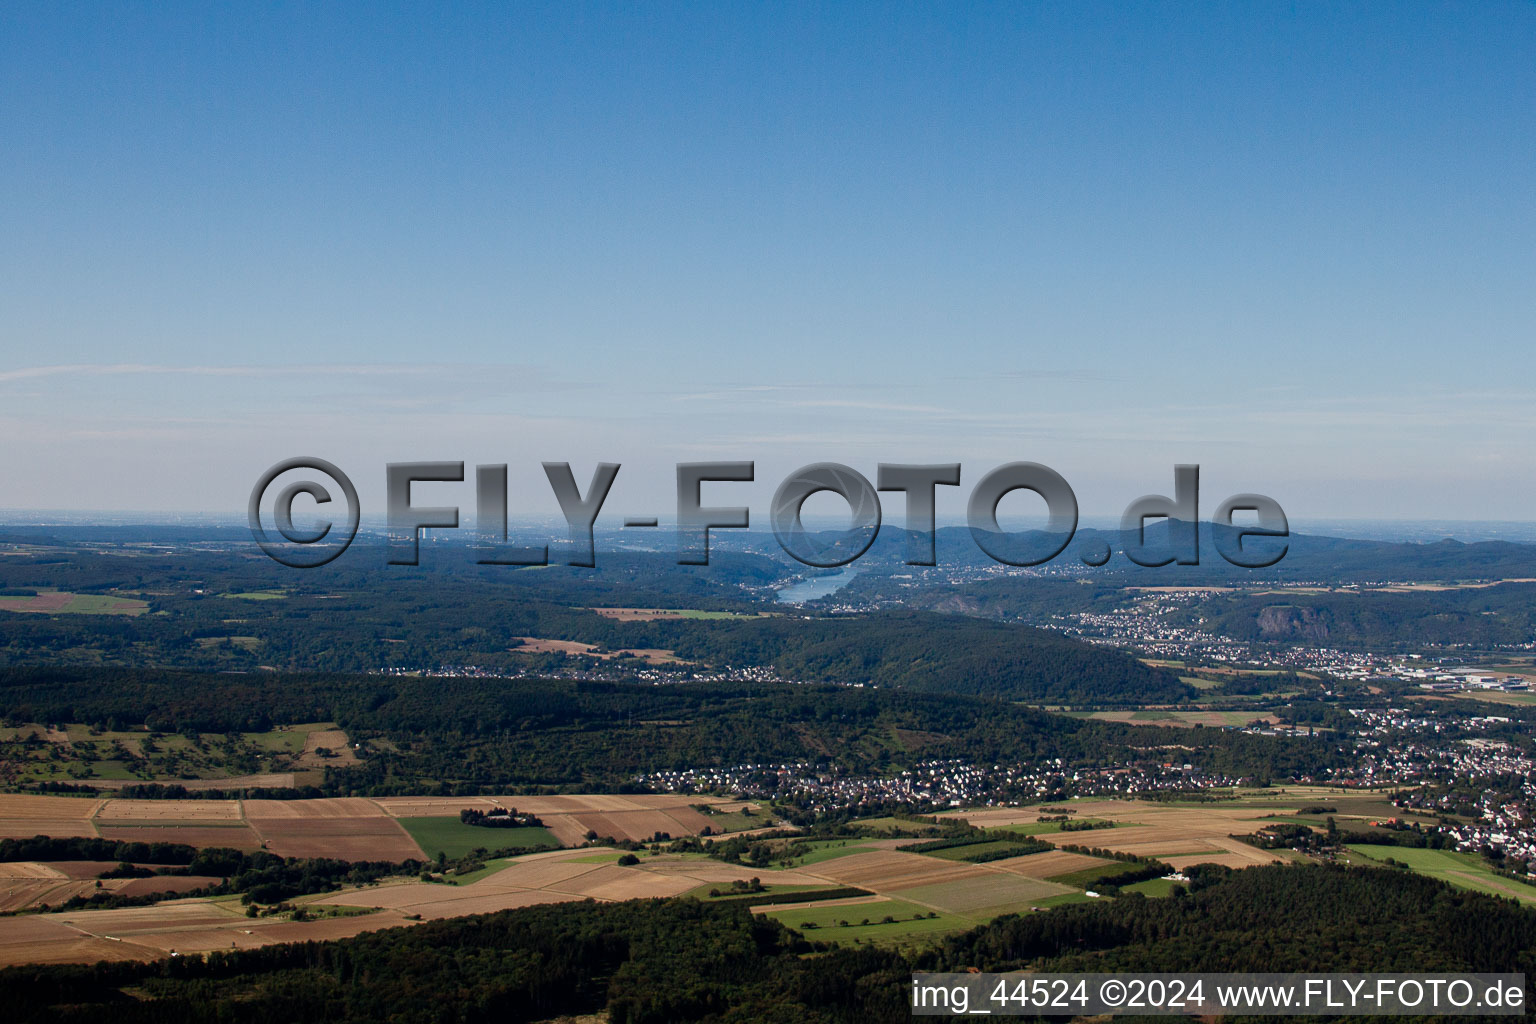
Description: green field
397,818,559,861
1123,877,1182,897
848,816,939,836
699,810,762,833
765,898,968,946
569,850,627,864
1345,845,1536,902
442,857,522,885
242,724,331,754
783,839,877,866
1032,891,1097,908
222,590,289,600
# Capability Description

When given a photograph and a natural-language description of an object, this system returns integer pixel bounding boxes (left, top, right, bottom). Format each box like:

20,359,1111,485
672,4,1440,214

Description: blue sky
1,3,1533,523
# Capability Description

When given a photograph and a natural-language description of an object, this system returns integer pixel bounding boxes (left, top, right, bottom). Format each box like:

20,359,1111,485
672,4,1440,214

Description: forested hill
0,669,1334,788
0,543,1188,703
3,864,1529,1023
636,611,1189,702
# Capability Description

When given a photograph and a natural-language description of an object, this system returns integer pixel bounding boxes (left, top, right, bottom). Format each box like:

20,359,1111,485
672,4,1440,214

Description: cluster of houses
637,757,1252,812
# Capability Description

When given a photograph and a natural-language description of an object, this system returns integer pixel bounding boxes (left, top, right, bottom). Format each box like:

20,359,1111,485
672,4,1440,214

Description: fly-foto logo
249,459,1287,570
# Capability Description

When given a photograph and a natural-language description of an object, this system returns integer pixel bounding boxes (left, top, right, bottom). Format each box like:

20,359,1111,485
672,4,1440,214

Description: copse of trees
459,807,544,828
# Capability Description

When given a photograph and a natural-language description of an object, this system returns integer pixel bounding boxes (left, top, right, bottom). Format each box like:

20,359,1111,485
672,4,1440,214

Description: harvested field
98,799,243,821
52,901,241,934
0,592,73,612
0,862,68,878
809,851,988,890
83,774,296,791
612,648,688,664
97,826,263,850
115,876,222,898
0,879,72,912
898,873,1071,915
654,805,711,833
246,817,423,861
374,793,729,815
947,798,1301,867
591,608,696,620
296,729,359,768
47,861,150,879
407,890,586,920
564,863,698,901
315,878,590,920
638,860,826,887
491,857,613,890
0,818,98,839
540,816,593,846
0,795,104,819
513,637,600,655
0,862,219,913
991,850,1109,879
243,797,382,819
0,914,157,965
509,637,684,665
582,810,690,842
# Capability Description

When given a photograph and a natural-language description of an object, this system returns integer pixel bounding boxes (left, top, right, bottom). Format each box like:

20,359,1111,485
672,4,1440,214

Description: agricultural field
941,793,1326,868
1344,845,1536,904
0,591,148,616
848,816,941,836
373,794,735,847
1122,876,1181,897
397,817,557,861
510,636,686,665
0,792,746,863
762,897,964,946
0,793,102,839
589,608,772,621
0,790,1264,966
0,834,1130,965
1075,710,1286,729
980,818,1120,835
0,862,219,913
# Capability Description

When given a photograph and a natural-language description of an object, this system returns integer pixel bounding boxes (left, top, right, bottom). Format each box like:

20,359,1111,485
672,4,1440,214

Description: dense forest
2,864,1530,1023
0,545,1187,702
0,668,1346,790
